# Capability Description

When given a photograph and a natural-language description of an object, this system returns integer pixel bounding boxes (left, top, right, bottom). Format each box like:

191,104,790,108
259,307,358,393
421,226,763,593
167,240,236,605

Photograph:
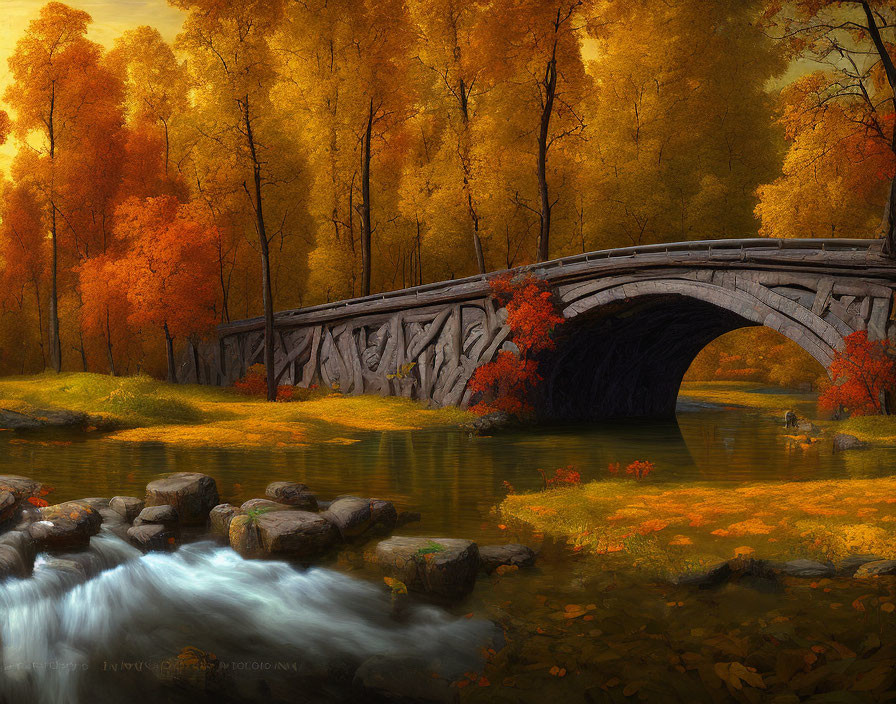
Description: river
1,388,895,702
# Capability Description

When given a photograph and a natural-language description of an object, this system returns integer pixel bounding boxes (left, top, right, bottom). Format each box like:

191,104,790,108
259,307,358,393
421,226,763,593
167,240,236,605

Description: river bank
0,373,470,447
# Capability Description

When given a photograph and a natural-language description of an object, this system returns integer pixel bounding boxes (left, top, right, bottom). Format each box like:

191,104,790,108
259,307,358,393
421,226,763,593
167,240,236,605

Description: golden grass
678,381,816,416
0,372,470,448
501,477,896,576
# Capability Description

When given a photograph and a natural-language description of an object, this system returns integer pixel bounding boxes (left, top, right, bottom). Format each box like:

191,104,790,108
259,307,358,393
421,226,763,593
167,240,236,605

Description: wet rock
0,491,16,524
109,496,144,522
210,504,243,536
775,559,835,579
672,561,732,589
240,498,295,513
0,408,101,430
323,497,372,539
353,655,456,704
126,524,176,552
833,433,866,451
373,537,480,600
133,505,179,528
837,554,885,576
854,560,896,577
28,501,102,551
369,499,398,534
265,481,318,511
0,530,35,579
463,411,516,435
0,475,43,524
229,510,339,560
145,472,219,525
796,420,820,436
478,544,536,573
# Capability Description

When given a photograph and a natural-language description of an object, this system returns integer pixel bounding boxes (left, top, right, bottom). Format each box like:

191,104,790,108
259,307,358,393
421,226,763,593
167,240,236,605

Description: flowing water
1,390,895,702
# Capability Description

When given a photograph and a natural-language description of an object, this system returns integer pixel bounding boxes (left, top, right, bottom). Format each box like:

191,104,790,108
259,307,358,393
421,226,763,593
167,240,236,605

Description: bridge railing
219,237,882,334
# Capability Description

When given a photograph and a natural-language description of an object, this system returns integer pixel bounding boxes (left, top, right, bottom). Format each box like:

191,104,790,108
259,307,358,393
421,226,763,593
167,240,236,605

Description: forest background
0,0,890,388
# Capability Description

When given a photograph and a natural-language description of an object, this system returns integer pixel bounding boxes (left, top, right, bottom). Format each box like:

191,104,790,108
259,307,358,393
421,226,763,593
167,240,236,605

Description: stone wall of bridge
179,239,896,419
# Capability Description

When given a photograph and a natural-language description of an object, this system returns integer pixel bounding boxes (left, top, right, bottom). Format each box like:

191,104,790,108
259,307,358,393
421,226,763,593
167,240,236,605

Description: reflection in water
1,405,894,542
0,534,495,704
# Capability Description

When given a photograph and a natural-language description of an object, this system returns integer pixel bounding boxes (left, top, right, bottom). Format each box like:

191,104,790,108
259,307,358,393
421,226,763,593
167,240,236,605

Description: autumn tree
78,256,130,375
0,182,48,368
175,0,311,399
487,0,589,262
108,25,190,199
760,1,896,253
410,0,494,273
4,2,105,371
584,0,784,249
112,197,220,382
819,331,896,416
280,0,416,299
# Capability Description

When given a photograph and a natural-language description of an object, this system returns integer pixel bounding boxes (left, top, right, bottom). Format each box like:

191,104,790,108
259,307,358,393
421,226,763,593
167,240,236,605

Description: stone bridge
185,239,896,420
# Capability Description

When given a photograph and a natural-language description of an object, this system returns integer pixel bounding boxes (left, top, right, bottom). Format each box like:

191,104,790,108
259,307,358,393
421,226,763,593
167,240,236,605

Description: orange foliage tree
111,197,221,382
469,273,564,416
759,1,896,253
819,331,896,417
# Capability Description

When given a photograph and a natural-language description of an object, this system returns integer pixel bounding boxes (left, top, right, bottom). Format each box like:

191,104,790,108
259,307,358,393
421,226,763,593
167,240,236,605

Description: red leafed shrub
625,461,655,480
502,480,516,495
819,331,896,416
469,274,565,417
234,364,298,402
546,466,581,488
27,496,49,508
490,274,565,355
469,351,541,416
607,462,621,475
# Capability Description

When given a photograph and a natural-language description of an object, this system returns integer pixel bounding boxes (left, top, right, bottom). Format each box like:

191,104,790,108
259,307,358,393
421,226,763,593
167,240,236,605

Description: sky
0,0,186,173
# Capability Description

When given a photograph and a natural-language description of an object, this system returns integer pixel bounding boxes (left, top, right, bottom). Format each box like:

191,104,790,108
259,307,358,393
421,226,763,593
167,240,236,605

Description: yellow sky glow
0,0,186,175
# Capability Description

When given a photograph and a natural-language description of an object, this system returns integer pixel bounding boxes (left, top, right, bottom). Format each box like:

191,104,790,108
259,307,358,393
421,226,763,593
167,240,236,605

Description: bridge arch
534,279,847,421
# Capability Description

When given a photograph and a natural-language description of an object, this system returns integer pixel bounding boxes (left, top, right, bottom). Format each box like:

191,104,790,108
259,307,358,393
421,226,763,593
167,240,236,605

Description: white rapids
0,531,496,704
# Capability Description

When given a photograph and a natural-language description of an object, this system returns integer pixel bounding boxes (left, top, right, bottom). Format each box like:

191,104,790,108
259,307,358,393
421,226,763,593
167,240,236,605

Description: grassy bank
0,373,470,447
500,477,896,578
678,381,816,417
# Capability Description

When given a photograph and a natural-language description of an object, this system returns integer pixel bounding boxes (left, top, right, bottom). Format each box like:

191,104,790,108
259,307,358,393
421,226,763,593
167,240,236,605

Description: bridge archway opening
534,292,829,421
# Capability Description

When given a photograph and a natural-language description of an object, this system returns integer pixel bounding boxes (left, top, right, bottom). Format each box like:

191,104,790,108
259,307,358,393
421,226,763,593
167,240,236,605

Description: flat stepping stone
133,505,179,528
855,560,896,577
265,482,317,510
229,510,339,560
373,537,480,599
775,559,835,579
145,472,218,525
28,501,102,551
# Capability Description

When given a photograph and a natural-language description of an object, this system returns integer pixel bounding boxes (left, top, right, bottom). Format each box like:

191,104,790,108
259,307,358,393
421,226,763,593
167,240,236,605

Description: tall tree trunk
861,0,896,255
190,339,202,384
537,46,558,262
105,309,116,376
164,322,177,383
243,97,277,401
33,280,45,369
78,330,87,372
360,99,373,297
48,83,61,372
